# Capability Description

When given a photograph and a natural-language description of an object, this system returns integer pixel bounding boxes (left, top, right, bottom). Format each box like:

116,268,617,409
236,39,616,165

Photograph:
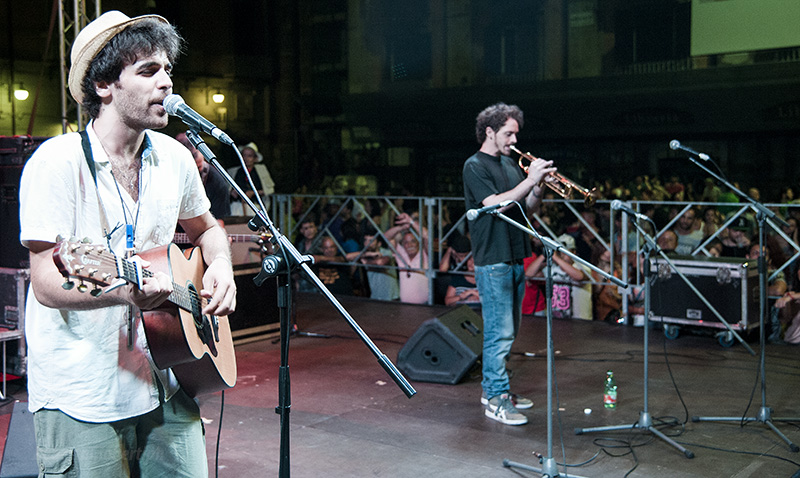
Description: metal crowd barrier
251,194,800,318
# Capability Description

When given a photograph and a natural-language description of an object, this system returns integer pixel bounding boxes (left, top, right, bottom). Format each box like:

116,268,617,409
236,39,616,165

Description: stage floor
2,292,800,477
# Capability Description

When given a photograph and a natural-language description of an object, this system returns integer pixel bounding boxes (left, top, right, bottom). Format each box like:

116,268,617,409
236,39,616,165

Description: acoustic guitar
52,238,237,397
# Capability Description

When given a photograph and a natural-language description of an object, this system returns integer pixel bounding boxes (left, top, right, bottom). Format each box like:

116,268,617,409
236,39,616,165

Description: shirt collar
86,120,154,164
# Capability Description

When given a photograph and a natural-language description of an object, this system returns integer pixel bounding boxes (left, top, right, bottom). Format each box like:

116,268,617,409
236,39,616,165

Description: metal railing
257,194,800,318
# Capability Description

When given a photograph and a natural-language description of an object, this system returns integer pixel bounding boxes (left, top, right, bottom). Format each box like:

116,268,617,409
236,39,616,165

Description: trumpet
510,145,597,207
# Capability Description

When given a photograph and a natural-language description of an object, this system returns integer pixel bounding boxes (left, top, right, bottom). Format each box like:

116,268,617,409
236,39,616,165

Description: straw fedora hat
68,10,168,103
237,142,264,163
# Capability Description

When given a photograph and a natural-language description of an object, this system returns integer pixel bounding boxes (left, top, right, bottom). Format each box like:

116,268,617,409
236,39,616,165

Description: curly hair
81,19,183,118
474,102,524,144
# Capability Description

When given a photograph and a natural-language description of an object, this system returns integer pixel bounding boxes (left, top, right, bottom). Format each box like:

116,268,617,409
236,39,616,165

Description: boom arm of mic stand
185,130,416,398
687,156,788,229
276,234,417,398
493,212,629,289
627,218,756,355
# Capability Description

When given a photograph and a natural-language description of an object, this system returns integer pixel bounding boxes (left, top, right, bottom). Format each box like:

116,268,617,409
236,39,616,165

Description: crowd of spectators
276,175,800,339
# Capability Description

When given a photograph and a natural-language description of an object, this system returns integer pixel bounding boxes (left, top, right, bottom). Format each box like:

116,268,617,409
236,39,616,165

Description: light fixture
13,84,29,101
211,90,225,104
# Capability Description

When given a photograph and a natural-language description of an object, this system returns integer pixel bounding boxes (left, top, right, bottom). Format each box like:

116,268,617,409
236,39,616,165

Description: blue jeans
475,262,525,399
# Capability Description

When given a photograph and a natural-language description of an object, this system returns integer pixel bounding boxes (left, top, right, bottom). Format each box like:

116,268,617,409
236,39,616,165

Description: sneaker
481,391,533,410
485,393,528,426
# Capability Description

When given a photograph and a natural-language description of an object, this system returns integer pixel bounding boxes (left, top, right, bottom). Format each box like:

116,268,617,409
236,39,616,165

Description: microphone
163,94,235,145
610,200,650,222
669,140,710,161
466,200,513,221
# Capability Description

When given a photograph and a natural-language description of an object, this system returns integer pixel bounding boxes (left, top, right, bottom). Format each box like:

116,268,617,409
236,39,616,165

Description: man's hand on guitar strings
200,257,237,316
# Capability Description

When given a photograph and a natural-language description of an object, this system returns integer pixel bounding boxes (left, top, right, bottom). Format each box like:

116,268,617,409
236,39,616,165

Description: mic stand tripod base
691,408,800,452
574,411,694,459
503,457,589,478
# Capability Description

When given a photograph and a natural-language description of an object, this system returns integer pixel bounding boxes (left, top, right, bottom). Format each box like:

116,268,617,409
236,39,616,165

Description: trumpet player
463,102,556,426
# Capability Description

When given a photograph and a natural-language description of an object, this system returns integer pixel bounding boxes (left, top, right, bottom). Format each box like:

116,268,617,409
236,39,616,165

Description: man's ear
94,80,112,99
485,126,495,141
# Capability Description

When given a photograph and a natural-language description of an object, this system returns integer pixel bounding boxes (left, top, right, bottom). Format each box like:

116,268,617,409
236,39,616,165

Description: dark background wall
2,0,800,200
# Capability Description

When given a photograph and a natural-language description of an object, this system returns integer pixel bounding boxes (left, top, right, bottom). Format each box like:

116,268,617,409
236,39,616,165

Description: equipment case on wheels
648,255,759,346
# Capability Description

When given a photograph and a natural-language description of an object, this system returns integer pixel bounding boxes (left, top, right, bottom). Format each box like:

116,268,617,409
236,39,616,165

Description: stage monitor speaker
397,305,483,385
0,402,38,478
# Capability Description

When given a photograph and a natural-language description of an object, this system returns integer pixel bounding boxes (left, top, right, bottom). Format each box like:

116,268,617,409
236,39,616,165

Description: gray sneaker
485,393,528,425
481,391,533,410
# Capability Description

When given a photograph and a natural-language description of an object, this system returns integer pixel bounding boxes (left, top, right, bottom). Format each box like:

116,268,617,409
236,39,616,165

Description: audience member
175,132,231,221
522,240,546,316
591,248,622,323
746,242,787,298
346,227,399,301
720,217,751,257
228,142,275,215
315,236,354,295
701,206,722,239
526,234,593,320
294,217,322,293
444,237,480,308
673,207,704,255
656,229,678,254
436,233,471,303
773,216,799,265
772,265,800,344
385,213,430,304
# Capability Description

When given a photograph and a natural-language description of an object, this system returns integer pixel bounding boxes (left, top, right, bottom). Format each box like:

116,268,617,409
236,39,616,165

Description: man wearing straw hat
18,11,235,477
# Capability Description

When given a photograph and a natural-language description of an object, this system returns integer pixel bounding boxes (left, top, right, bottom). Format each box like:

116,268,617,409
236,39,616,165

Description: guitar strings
85,250,211,309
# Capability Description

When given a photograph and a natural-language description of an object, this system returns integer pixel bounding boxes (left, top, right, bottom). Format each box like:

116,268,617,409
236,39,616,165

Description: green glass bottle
604,370,617,409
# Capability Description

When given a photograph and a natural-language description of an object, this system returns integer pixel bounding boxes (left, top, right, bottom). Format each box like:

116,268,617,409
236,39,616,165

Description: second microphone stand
574,214,694,458
496,205,628,478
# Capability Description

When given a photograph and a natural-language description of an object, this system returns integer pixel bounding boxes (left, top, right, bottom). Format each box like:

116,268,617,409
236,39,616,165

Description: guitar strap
80,130,136,350
79,130,117,248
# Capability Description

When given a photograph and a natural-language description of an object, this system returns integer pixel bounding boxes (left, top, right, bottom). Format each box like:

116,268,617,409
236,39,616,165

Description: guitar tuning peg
90,287,103,297
61,280,75,290
77,281,88,293
56,234,64,242
81,237,92,244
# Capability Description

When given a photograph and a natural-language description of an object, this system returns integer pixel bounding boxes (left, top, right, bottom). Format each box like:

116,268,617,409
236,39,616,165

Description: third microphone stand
496,203,628,478
682,151,800,452
574,212,694,458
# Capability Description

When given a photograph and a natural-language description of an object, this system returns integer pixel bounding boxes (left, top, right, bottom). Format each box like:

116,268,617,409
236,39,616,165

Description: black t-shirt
463,151,532,266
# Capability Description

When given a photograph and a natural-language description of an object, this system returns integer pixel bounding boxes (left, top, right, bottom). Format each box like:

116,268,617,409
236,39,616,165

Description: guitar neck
173,232,262,244
119,258,195,313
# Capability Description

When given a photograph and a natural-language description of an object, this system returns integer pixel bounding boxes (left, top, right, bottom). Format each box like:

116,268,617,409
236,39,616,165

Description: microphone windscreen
163,94,184,115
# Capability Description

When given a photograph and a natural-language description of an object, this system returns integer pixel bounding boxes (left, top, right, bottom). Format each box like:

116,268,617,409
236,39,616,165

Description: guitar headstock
53,238,119,296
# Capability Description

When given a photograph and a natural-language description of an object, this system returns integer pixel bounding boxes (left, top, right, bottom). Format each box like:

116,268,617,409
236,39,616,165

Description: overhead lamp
13,84,29,101
212,90,225,104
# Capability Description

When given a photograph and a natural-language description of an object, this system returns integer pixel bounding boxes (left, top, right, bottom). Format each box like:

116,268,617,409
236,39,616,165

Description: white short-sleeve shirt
19,123,210,422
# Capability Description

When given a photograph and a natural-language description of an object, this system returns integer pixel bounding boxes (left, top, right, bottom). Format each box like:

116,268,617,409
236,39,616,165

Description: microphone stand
574,215,694,458
185,130,417,478
681,152,800,451
496,206,628,478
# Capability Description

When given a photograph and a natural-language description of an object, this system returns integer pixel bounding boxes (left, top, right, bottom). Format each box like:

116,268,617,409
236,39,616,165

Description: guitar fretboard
119,257,198,313
172,232,266,244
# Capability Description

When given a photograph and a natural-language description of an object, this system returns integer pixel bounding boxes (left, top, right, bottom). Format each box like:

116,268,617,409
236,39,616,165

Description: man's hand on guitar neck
126,257,174,311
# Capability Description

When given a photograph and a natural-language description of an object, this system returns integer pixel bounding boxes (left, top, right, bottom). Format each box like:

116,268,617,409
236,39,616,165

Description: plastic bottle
604,370,617,409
